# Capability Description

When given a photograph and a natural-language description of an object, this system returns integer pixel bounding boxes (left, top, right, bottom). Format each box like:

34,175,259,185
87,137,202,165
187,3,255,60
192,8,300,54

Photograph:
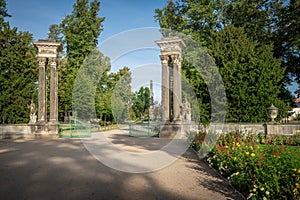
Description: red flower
197,139,204,144
259,155,264,160
274,151,279,157
216,144,222,153
257,161,262,167
227,153,232,160
279,146,284,151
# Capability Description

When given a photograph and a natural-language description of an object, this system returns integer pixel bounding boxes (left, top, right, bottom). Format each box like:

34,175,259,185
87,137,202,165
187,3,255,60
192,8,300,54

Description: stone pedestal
264,123,279,136
159,123,183,138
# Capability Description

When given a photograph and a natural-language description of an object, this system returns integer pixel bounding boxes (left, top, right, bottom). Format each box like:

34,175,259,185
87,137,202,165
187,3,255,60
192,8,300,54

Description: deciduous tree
59,0,104,117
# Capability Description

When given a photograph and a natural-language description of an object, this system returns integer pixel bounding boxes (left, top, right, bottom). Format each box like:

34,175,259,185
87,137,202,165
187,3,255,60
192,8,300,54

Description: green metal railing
129,121,159,137
59,117,91,138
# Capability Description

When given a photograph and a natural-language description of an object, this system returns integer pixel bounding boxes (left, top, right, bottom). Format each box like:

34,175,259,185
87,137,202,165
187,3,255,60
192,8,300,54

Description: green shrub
292,133,300,146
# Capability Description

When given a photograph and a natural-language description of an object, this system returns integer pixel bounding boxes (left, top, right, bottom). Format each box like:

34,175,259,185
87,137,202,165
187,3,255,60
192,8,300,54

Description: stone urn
268,104,278,122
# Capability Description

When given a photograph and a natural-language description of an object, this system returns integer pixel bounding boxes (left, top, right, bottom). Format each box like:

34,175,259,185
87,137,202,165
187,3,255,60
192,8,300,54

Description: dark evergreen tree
209,26,287,122
0,0,37,123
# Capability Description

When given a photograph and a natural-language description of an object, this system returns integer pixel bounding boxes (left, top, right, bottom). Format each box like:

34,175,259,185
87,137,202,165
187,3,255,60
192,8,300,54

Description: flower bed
190,131,300,199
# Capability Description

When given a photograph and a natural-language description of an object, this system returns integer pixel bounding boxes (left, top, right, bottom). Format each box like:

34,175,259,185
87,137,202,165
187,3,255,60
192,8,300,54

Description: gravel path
0,129,244,200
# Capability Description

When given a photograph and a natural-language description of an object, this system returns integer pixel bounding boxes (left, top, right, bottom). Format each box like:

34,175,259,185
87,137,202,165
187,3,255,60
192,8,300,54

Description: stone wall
191,123,300,136
0,124,59,139
206,123,265,135
264,123,300,136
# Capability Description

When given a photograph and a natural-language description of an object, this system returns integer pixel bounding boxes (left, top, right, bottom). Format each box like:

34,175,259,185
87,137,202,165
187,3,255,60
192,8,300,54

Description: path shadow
181,150,245,200
104,130,245,199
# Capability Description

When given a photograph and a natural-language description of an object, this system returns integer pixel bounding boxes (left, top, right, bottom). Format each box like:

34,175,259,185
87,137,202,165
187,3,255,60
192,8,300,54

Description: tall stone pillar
150,80,154,105
160,55,170,121
38,57,47,123
156,37,185,138
33,40,62,136
149,80,154,121
172,54,182,122
49,58,58,123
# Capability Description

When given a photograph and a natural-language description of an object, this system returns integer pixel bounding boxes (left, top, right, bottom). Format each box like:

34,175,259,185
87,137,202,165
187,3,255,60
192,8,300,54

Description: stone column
150,80,154,105
149,80,154,121
38,57,47,123
49,58,58,123
172,54,182,122
160,55,170,121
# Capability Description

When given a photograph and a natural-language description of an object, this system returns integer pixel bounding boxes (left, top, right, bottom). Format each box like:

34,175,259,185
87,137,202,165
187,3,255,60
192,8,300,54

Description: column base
27,122,60,138
159,122,183,138
48,120,59,125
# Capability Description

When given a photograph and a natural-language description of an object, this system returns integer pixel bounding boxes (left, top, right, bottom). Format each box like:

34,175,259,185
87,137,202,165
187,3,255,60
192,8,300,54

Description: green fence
129,121,159,137
59,117,91,138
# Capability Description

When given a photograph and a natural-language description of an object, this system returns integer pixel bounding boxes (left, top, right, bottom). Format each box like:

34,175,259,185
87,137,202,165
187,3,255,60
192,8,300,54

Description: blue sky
6,0,166,41
6,0,166,99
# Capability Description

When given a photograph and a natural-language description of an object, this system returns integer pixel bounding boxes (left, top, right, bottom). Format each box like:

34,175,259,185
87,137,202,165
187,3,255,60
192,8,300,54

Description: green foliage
47,24,61,42
209,26,288,122
95,66,134,123
179,33,226,124
72,49,110,120
111,67,133,123
182,61,211,124
59,0,104,114
272,0,300,89
95,65,113,122
132,86,150,119
155,0,297,122
191,131,300,199
265,133,300,146
0,0,10,24
0,0,37,123
155,0,222,46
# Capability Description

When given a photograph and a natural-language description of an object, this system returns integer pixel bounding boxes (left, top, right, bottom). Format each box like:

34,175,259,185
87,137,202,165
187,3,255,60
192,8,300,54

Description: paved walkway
0,128,244,200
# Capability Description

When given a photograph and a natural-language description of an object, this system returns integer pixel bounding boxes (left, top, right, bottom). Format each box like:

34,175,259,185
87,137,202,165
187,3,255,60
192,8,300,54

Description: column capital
160,55,169,65
49,58,57,66
171,54,182,70
38,57,47,66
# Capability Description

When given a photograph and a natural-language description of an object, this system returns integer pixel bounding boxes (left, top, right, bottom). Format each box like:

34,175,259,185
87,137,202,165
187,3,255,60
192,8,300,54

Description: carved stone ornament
38,57,47,66
49,58,57,66
160,55,169,65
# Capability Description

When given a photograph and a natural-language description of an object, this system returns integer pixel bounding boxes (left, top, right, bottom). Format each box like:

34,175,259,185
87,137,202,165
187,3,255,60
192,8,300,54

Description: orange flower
274,151,279,157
